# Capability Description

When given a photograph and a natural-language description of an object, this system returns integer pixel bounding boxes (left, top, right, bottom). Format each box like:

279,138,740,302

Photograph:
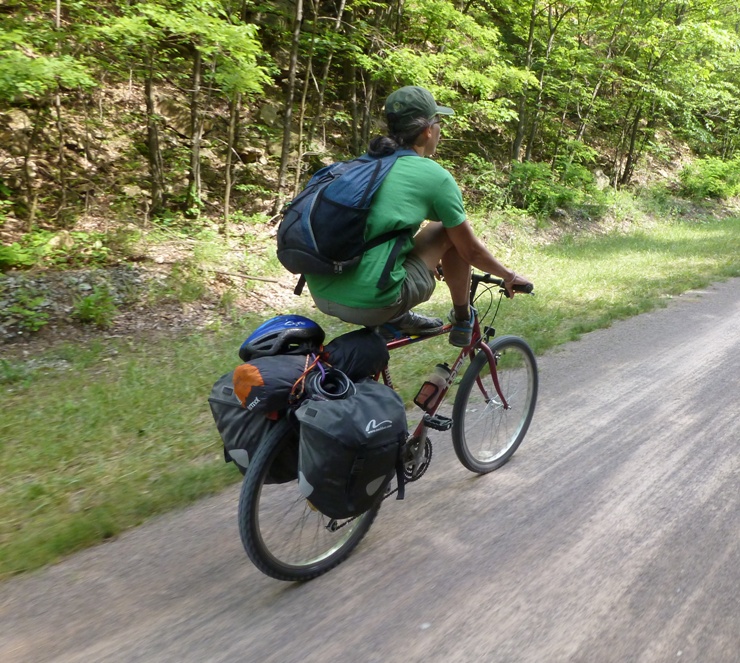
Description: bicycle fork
476,342,509,409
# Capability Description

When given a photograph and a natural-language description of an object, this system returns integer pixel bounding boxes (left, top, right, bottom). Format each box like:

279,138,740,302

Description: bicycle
238,272,538,581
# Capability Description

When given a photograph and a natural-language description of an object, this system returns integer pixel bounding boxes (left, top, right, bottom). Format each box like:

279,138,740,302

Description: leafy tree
94,0,270,217
0,4,95,225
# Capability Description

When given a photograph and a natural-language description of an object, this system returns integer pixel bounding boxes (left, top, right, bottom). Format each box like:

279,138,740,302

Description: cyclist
305,85,532,347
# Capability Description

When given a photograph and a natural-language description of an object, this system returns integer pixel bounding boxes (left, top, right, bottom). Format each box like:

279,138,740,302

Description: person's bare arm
447,220,532,296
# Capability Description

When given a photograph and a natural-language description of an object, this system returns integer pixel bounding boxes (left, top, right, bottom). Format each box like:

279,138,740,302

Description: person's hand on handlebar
503,271,533,298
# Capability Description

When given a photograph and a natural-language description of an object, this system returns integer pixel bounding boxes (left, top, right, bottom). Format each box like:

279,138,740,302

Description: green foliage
166,263,207,303
0,30,95,101
508,162,577,216
2,288,50,333
357,0,525,133
192,231,228,269
72,285,118,329
234,183,273,199
95,1,271,98
679,157,740,200
3,0,740,235
219,288,238,314
0,231,112,271
0,359,32,386
0,244,36,270
458,154,509,212
507,155,607,219
228,210,269,226
560,163,595,190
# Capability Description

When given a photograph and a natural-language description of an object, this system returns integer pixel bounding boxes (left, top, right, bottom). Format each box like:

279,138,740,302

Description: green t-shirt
305,155,466,308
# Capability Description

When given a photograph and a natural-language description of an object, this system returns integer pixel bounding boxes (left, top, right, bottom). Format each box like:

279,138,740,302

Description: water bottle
414,363,451,411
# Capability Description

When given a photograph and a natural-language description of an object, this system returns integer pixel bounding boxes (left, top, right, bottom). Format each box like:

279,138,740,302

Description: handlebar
471,272,534,298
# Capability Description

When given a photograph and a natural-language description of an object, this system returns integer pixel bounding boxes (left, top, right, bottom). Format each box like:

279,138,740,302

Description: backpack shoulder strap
368,148,421,289
293,274,307,296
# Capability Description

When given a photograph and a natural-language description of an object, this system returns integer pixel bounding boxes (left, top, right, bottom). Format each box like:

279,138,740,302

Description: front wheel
238,417,380,581
452,335,538,473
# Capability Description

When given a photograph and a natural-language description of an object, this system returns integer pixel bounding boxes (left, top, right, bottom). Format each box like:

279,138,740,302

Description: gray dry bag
295,379,407,519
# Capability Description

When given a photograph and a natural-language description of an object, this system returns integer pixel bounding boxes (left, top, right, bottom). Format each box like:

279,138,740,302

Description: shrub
679,157,740,200
458,154,509,211
0,230,113,271
1,287,50,333
0,359,32,385
73,285,118,328
508,161,577,216
0,243,35,270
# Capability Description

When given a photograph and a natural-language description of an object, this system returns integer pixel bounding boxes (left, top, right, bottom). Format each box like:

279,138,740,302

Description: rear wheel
452,335,538,473
238,418,380,581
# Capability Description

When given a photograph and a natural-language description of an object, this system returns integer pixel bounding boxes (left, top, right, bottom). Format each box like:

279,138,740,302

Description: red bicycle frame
380,313,509,441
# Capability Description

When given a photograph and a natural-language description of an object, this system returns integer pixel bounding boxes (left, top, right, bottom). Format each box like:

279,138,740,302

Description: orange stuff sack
233,355,309,413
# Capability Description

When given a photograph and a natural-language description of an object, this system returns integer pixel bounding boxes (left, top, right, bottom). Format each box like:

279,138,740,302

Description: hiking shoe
448,307,476,347
380,310,444,340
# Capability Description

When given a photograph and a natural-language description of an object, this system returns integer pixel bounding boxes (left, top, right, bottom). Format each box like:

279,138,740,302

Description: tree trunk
53,91,68,224
394,0,405,36
277,0,304,207
145,55,165,216
223,93,241,236
575,0,629,142
619,105,643,186
512,0,538,161
22,108,44,230
307,0,347,145
186,48,203,215
293,0,318,196
53,0,67,225
349,62,360,155
525,5,567,162
360,76,377,149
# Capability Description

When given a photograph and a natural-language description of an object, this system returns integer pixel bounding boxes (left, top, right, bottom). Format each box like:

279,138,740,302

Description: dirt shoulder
0,238,299,362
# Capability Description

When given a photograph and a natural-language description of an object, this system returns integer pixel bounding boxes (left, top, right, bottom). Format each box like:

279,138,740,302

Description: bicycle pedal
423,413,453,431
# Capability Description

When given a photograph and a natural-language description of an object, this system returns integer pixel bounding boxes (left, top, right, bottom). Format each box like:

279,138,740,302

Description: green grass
1,214,738,579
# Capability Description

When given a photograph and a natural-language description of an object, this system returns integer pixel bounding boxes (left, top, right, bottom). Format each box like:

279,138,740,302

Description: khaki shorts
311,254,437,327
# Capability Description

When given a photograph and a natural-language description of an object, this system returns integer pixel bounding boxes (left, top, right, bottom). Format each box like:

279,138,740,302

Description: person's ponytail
368,135,398,157
367,116,432,156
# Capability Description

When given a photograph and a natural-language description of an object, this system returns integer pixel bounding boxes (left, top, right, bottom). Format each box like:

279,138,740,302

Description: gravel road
1,278,738,663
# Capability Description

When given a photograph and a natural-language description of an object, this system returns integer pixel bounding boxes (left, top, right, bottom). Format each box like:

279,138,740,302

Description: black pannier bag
208,372,298,483
295,379,408,519
323,328,389,381
232,354,310,413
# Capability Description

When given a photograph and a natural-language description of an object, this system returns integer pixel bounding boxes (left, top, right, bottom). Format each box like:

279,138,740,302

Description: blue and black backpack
276,149,418,293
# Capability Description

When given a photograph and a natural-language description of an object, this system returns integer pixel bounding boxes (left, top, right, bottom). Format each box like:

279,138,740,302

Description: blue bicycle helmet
239,315,325,362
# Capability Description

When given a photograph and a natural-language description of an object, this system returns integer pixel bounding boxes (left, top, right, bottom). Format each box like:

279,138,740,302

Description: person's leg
311,294,403,327
411,223,475,347
381,253,443,338
311,254,441,335
411,223,470,316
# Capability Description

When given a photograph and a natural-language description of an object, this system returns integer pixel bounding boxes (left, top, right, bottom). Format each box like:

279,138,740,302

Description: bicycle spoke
451,336,538,473
238,424,380,581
